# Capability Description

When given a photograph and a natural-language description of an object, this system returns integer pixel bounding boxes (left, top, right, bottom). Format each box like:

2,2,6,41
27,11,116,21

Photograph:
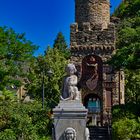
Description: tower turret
75,0,110,29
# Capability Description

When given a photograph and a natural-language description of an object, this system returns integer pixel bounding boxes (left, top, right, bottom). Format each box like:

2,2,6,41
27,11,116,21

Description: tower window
97,35,100,41
84,37,88,42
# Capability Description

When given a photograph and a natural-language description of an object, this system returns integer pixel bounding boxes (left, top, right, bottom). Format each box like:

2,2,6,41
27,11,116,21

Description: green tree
110,0,140,104
112,103,140,140
125,69,140,104
53,32,70,59
25,40,68,138
112,118,140,140
0,99,52,140
0,26,38,93
111,1,140,139
53,32,67,51
111,0,140,69
114,0,140,19
110,17,140,69
26,47,68,108
45,47,68,107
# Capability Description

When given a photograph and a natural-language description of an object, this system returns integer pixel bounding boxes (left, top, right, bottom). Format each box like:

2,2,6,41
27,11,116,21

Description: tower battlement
70,22,116,57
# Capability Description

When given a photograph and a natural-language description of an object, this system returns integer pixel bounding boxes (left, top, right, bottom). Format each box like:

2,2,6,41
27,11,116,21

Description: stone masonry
70,0,125,125
75,0,110,29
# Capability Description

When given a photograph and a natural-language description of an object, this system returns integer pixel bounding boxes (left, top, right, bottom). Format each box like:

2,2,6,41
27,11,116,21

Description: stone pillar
53,100,88,140
102,89,107,125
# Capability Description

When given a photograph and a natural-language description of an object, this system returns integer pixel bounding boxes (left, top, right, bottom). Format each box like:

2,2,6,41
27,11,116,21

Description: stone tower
75,0,110,29
70,0,125,125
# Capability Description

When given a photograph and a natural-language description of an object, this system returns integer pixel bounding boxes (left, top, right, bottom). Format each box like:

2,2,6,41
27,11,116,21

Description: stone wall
70,22,116,61
75,0,110,29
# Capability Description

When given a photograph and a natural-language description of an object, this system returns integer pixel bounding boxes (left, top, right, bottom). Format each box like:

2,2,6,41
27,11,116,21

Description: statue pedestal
53,100,88,140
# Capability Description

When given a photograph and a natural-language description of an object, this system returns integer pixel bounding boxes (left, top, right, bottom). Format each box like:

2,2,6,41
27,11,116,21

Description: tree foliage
112,118,140,140
110,14,140,69
112,104,140,140
114,0,140,19
26,47,68,108
0,24,69,139
125,69,140,104
0,99,52,140
26,32,69,107
53,32,70,59
53,32,67,51
0,26,38,91
112,1,140,139
19,33,68,139
0,26,53,139
110,0,140,104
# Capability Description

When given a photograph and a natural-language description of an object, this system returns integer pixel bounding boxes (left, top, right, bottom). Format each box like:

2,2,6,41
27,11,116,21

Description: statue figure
64,127,76,140
61,63,81,101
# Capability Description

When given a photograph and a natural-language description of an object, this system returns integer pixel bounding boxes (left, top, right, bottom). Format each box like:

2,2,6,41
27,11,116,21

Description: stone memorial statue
61,63,81,101
64,127,76,140
53,63,88,140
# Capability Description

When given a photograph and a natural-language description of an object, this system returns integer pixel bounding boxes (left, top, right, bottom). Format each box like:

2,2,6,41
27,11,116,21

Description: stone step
88,126,112,140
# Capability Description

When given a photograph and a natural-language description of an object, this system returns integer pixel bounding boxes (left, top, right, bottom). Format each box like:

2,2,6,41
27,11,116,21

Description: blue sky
0,0,122,55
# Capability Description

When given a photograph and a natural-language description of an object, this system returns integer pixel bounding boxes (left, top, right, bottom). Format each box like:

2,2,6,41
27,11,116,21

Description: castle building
70,0,125,126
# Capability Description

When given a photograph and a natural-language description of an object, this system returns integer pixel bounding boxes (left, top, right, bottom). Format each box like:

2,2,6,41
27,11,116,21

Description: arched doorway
84,94,102,126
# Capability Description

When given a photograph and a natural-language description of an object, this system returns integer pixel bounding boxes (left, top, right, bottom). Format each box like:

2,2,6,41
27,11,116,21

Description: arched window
84,94,101,113
87,97,100,113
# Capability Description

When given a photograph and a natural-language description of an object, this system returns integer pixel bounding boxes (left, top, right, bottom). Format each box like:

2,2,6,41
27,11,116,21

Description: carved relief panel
79,55,103,91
